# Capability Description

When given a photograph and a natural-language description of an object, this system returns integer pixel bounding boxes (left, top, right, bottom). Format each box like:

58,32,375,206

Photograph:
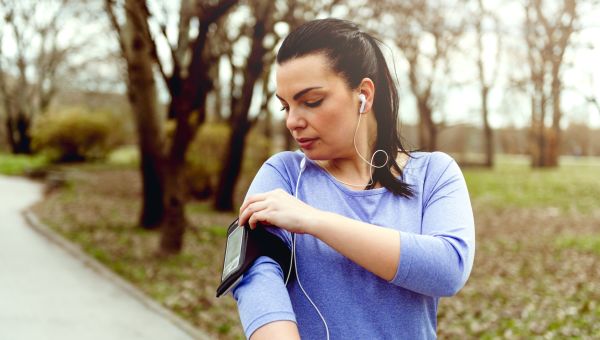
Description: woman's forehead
276,54,341,98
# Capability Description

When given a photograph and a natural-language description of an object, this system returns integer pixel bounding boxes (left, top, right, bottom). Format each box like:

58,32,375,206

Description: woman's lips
296,138,318,149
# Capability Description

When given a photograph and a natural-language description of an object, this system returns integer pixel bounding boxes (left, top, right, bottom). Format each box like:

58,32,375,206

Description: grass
0,153,49,175
31,166,242,339
463,155,600,214
29,155,600,339
556,235,600,255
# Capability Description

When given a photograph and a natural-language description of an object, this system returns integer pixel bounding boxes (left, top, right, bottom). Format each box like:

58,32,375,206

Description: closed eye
305,98,323,108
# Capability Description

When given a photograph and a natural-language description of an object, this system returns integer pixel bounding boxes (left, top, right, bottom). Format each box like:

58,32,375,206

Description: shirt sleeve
231,154,298,337
390,152,476,297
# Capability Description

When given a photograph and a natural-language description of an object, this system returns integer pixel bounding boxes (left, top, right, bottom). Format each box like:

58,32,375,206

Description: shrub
185,123,230,198
185,123,271,200
32,107,120,163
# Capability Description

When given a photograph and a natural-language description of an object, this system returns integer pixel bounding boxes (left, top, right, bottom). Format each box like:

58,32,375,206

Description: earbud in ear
359,93,367,114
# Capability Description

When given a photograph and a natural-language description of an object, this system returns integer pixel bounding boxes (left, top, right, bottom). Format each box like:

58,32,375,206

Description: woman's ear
358,78,375,113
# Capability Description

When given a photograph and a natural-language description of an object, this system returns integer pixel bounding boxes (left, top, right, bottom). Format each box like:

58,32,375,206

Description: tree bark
475,0,496,167
107,0,239,253
121,0,166,229
417,96,436,151
481,86,493,167
214,0,272,211
547,71,561,167
14,112,32,154
525,0,576,168
158,0,238,254
159,160,187,252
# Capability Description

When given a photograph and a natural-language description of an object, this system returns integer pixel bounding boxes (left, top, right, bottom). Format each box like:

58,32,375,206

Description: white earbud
359,93,367,114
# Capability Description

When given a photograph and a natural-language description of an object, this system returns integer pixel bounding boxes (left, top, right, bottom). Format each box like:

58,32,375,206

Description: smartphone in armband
216,219,292,297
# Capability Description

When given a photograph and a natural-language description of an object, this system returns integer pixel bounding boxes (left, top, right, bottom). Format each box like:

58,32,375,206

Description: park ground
2,152,599,339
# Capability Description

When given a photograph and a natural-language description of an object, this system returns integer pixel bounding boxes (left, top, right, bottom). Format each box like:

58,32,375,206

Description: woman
233,18,475,339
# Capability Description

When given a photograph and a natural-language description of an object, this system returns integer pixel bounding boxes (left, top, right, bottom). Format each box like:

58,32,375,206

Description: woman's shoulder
405,151,455,172
404,151,462,185
262,150,305,177
265,150,304,166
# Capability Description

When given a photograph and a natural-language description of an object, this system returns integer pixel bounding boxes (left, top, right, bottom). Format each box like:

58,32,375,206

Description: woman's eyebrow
275,86,323,101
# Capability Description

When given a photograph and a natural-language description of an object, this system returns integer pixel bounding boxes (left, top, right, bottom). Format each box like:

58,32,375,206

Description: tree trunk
158,1,238,254
4,116,15,151
546,69,562,167
215,119,250,211
107,0,239,254
530,84,547,168
159,160,187,253
537,92,547,167
138,154,165,228
160,85,211,254
123,0,166,229
13,112,32,154
481,86,494,167
417,97,436,151
214,0,271,211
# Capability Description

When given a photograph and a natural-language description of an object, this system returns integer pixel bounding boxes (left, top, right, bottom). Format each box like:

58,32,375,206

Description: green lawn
463,155,600,214
0,153,49,175
28,154,600,339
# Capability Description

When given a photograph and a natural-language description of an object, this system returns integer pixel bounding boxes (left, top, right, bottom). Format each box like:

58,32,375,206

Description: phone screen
222,226,244,281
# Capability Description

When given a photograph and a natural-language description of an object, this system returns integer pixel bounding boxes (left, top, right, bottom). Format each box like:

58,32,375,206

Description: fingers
248,210,270,230
239,200,269,228
238,189,292,229
239,192,268,216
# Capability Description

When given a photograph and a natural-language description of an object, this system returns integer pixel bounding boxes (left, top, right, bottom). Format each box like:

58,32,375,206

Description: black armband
216,219,291,297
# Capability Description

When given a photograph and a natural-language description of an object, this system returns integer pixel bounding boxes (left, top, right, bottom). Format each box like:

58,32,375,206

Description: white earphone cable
353,112,389,169
285,156,330,340
321,106,390,188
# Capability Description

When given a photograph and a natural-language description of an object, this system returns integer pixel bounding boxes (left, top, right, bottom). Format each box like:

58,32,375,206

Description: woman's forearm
250,321,300,340
308,211,400,281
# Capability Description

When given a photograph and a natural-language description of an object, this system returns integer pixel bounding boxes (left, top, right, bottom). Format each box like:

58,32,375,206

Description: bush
185,123,271,200
32,108,121,163
185,123,230,198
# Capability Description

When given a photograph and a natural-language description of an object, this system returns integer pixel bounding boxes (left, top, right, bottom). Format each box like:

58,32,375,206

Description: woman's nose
285,108,307,131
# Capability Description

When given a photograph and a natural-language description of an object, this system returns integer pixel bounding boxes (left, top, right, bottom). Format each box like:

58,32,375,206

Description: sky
235,0,600,129
1,0,599,129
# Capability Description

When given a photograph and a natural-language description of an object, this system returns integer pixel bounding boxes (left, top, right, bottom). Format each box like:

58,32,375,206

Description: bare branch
104,0,128,59
146,1,180,81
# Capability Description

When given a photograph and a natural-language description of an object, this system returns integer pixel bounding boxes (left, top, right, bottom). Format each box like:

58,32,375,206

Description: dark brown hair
277,18,413,197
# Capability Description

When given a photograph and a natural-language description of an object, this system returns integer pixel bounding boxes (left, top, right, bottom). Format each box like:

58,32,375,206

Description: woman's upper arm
250,320,300,340
232,153,299,337
390,154,475,296
232,257,296,337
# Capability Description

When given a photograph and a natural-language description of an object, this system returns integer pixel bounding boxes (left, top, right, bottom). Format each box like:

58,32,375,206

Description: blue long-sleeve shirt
232,151,475,339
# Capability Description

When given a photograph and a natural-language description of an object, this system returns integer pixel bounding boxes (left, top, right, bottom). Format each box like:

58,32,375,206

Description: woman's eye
305,99,323,108
280,106,289,112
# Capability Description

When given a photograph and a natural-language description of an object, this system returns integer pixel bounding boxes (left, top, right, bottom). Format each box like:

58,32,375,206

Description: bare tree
473,0,502,167
105,0,165,230
106,0,238,254
214,0,277,211
0,0,94,154
213,0,344,211
383,0,466,151
587,96,600,116
583,74,600,117
524,0,578,167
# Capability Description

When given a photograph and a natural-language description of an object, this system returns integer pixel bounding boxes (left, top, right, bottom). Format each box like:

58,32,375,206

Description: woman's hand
238,189,318,234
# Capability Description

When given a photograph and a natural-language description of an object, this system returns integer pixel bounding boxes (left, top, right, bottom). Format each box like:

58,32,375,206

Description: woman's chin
299,149,318,159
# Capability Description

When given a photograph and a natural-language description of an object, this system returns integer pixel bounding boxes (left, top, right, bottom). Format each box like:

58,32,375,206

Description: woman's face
276,53,361,160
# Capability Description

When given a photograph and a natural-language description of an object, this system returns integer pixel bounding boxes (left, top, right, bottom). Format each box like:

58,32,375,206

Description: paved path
0,175,211,340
